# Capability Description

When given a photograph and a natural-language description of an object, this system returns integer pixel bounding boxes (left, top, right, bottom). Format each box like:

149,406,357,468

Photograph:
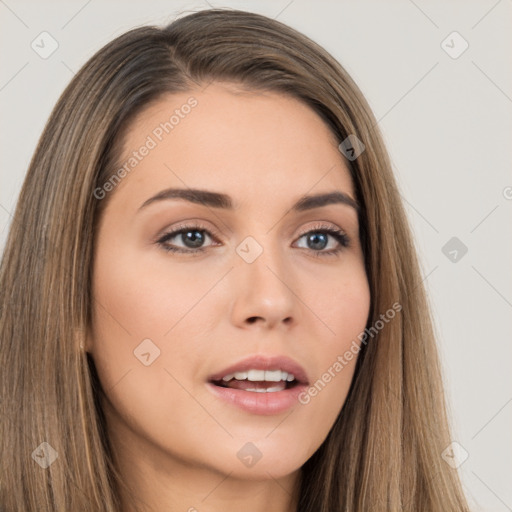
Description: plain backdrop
1,1,511,510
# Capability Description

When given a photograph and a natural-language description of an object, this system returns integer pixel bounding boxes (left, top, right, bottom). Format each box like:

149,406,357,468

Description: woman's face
88,82,370,485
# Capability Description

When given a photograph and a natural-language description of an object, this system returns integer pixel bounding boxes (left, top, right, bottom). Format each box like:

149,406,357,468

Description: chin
205,436,310,479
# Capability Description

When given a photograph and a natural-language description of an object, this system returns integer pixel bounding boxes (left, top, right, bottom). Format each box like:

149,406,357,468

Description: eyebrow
137,187,359,213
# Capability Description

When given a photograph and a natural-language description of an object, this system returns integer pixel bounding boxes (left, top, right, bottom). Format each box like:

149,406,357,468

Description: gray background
1,1,511,510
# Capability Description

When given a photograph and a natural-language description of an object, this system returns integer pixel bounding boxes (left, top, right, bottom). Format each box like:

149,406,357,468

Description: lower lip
206,382,308,415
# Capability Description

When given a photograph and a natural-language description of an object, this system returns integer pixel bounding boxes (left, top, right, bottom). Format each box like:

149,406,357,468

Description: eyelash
155,222,350,258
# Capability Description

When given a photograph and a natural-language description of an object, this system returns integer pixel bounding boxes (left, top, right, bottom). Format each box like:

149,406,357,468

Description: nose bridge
231,231,297,326
236,231,285,284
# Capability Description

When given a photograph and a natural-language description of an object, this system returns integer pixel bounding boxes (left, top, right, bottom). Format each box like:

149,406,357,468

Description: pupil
183,230,204,248
308,232,327,250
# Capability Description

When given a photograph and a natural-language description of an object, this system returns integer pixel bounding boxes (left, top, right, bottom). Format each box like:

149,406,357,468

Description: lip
206,382,309,415
206,354,310,416
207,354,310,385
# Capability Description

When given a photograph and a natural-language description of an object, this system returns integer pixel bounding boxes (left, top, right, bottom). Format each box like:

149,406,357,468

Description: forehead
112,82,355,210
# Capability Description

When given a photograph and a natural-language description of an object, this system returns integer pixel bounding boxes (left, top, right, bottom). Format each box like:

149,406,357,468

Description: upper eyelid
156,221,219,240
159,220,345,236
296,222,346,236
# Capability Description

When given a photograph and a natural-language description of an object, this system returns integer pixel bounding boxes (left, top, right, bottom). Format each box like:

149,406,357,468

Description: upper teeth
222,369,295,382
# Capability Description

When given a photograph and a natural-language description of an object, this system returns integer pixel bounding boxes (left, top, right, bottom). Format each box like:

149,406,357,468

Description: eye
156,223,218,254
294,223,350,257
155,222,350,257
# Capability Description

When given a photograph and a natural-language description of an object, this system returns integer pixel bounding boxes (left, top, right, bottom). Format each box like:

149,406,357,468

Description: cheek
308,259,371,346
297,264,370,417
89,242,224,399
92,243,219,339
89,246,219,445
324,275,370,340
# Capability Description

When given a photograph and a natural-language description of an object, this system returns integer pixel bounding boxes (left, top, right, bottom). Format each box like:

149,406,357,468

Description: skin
87,82,371,512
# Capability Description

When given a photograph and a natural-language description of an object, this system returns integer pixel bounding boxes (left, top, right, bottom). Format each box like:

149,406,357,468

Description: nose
229,242,297,330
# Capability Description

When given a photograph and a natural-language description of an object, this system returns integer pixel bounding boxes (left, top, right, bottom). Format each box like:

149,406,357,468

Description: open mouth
206,362,309,414
210,369,301,393
206,355,310,414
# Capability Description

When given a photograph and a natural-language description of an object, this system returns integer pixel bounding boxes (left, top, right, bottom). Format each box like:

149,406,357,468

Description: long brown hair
0,8,471,511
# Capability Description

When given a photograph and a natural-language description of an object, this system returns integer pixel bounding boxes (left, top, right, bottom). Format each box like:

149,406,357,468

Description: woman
0,8,471,511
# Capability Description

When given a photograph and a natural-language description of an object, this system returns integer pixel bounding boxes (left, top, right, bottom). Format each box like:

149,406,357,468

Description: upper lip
208,354,310,385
